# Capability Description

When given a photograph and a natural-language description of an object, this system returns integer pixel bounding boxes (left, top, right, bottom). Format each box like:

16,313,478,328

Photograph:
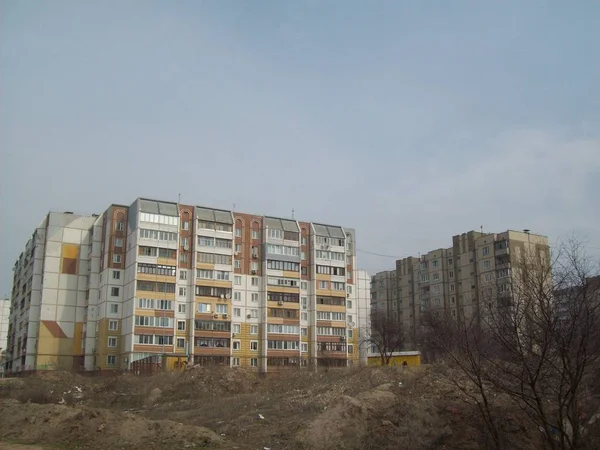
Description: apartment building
1,298,10,366
373,230,549,349
369,270,397,319
5,198,370,373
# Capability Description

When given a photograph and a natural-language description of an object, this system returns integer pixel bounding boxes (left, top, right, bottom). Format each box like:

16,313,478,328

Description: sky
1,0,599,294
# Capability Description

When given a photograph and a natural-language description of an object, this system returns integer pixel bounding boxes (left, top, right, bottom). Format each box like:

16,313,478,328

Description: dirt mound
0,398,224,449
296,383,398,449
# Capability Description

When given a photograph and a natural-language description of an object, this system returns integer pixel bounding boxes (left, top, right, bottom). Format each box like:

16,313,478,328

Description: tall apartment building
5,198,370,373
373,230,549,349
1,298,10,366
369,270,397,319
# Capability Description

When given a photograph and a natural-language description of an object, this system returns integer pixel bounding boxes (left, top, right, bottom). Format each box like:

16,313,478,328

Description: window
301,312,308,321
234,276,241,285
301,343,308,352
135,334,153,344
233,307,241,317
108,320,118,331
116,221,125,232
197,303,211,313
318,280,329,289
483,246,490,256
109,303,118,314
114,237,123,247
235,228,242,237
301,281,307,290
197,269,213,279
215,271,230,281
348,344,354,354
177,338,185,348
216,304,227,314
233,292,241,301
178,304,186,313
432,260,438,268
113,254,121,263
107,355,117,365
301,236,307,245
177,321,186,331
182,220,190,230
267,324,300,334
107,337,118,348
180,270,187,280
268,228,284,239
251,277,259,286
250,341,258,351
250,358,258,367
251,293,258,302
483,260,490,269
233,323,241,334
112,270,120,280
251,230,259,239
181,252,189,263
198,237,214,247
449,271,454,279
348,329,353,338
250,325,258,334
301,297,307,309
179,287,187,296
433,273,440,281
267,340,299,350
450,296,456,305
450,284,455,291
250,309,258,318
233,340,241,350
347,300,353,308
484,273,491,282
421,273,429,282
138,298,154,309
232,357,240,366
301,251,306,260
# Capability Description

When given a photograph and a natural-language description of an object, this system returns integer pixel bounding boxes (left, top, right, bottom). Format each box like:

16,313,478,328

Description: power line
356,248,401,259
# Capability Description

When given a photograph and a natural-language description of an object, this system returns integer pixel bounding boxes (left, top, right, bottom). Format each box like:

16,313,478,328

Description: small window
107,355,117,365
251,293,258,303
232,357,240,366
233,307,241,317
113,254,121,263
233,323,241,334
177,320,186,331
114,237,123,247
180,270,187,280
233,292,241,301
250,325,258,334
347,300,353,309
108,320,118,331
233,340,241,350
251,230,259,239
301,343,308,352
109,303,118,314
235,260,241,269
177,338,185,348
235,228,242,237
234,276,242,285
250,341,258,351
111,287,119,296
107,337,118,348
115,222,124,231
179,287,187,296
178,304,186,313
251,277,259,286
182,221,190,230
250,358,258,367
112,270,120,280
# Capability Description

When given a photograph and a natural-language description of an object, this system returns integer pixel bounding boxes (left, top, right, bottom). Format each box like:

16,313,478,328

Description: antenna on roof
480,225,483,234
178,193,181,204
292,208,295,219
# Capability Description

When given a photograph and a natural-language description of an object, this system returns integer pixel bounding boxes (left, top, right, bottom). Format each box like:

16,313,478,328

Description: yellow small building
367,351,421,367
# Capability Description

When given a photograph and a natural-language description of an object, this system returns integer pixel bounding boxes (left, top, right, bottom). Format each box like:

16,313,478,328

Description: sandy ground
0,365,557,449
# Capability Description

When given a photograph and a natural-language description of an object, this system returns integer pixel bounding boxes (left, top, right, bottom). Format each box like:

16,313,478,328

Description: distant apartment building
1,298,10,364
372,230,550,349
369,270,397,318
5,198,370,373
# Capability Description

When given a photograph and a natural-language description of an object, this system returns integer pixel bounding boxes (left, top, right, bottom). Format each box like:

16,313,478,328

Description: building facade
372,230,550,350
5,198,370,373
1,298,10,371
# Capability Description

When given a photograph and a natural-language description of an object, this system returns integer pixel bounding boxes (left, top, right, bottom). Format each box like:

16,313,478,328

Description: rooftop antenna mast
178,193,181,204
292,208,295,219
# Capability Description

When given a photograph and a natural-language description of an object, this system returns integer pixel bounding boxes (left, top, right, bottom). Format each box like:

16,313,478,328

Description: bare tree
362,313,405,365
425,238,600,450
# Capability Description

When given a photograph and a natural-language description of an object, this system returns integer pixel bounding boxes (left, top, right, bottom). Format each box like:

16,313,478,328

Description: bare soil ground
0,365,544,449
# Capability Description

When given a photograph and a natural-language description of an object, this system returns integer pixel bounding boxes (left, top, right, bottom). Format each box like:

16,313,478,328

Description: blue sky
1,0,599,293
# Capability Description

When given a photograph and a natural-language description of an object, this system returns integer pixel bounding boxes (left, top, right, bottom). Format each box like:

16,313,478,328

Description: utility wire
356,248,402,259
